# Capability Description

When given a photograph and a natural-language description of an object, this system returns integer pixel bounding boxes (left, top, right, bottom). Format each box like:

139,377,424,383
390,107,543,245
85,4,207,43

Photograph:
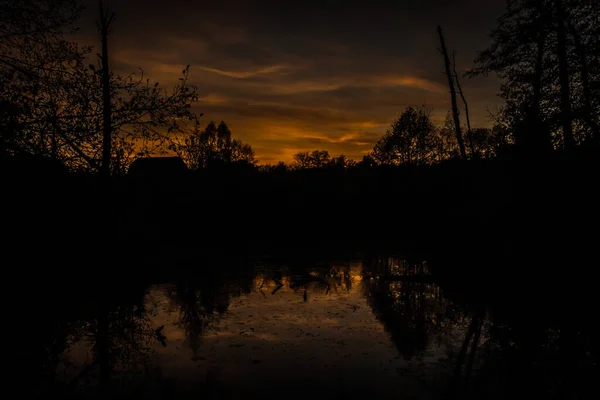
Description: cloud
198,64,288,79
74,0,507,163
377,76,446,93
215,119,387,164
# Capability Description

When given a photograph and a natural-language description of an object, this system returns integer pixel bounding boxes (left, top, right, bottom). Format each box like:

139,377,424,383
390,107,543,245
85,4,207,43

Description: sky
77,0,506,164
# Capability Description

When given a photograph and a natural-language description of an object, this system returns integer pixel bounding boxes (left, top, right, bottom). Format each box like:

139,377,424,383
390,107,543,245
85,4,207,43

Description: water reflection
21,254,597,399
362,255,452,361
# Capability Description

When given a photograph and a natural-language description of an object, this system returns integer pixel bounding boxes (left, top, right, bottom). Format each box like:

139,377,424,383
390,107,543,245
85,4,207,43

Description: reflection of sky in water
57,261,466,399
141,263,446,398
30,255,594,400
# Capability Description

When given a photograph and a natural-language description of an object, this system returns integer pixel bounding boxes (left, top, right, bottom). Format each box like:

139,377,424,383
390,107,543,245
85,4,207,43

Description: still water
23,255,596,399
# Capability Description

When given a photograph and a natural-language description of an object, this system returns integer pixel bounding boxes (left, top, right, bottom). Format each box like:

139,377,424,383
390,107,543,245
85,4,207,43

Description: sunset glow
75,0,506,163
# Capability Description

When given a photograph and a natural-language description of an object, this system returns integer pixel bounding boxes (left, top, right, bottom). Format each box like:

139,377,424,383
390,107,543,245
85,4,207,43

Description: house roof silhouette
128,156,188,178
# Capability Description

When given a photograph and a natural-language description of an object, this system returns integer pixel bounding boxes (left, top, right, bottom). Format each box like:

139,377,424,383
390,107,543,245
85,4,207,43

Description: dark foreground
3,154,599,399
11,252,598,400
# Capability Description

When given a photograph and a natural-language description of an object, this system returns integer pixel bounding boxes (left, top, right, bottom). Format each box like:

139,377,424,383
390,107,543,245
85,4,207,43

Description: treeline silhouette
2,2,599,293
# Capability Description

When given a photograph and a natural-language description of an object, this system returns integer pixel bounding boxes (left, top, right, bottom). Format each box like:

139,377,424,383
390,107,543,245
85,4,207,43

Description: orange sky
78,0,506,164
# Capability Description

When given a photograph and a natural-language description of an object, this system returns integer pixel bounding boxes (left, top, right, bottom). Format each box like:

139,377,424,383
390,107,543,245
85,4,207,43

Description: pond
19,254,597,399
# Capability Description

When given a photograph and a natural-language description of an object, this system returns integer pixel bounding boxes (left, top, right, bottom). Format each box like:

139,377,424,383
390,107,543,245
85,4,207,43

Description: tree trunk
570,24,599,141
51,114,58,160
556,0,575,151
452,52,476,158
437,26,467,160
526,26,552,154
96,307,111,390
454,315,477,379
532,35,544,117
39,129,45,155
558,321,577,399
464,309,484,384
98,1,114,177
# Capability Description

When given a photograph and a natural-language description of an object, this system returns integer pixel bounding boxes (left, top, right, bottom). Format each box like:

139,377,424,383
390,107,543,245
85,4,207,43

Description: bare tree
437,26,467,160
97,0,115,176
452,52,476,158
0,0,86,156
1,1,200,173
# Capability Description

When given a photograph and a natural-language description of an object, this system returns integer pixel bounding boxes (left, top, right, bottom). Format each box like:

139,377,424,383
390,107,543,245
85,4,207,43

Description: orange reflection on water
143,262,412,397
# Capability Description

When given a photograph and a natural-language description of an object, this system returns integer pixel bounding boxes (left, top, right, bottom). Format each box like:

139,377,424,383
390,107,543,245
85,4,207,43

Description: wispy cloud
77,0,505,163
198,64,288,79
376,76,446,93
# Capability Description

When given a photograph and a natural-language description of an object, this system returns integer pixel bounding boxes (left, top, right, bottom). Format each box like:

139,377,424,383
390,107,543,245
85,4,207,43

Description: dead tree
97,1,115,176
437,26,467,160
452,51,476,158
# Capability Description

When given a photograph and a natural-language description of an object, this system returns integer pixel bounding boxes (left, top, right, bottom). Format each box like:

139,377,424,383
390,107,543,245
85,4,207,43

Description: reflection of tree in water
168,262,255,359
365,280,440,359
359,255,596,398
19,282,161,397
363,255,430,277
327,262,354,293
92,293,158,379
254,258,341,300
19,314,85,395
25,258,257,396
428,266,598,399
454,311,599,399
168,280,230,359
361,255,467,361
